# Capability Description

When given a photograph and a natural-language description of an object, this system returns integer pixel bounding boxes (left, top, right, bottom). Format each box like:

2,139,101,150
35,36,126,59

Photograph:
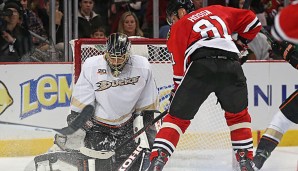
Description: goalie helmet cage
70,38,240,171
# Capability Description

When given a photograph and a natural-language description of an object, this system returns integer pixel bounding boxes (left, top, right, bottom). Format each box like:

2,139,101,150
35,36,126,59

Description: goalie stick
80,109,168,159
0,105,94,135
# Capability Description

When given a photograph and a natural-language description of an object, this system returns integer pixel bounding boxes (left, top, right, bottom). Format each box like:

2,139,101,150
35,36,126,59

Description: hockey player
36,33,159,171
270,1,298,44
253,2,298,170
147,1,262,171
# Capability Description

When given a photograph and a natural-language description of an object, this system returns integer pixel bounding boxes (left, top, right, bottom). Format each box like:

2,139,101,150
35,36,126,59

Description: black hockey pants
170,51,248,120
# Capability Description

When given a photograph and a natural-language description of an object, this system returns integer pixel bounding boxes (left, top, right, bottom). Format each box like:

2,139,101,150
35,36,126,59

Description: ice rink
0,147,297,171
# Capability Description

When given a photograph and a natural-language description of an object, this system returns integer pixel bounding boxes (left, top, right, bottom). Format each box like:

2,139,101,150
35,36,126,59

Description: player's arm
70,58,96,112
232,8,262,43
167,21,190,90
229,8,262,64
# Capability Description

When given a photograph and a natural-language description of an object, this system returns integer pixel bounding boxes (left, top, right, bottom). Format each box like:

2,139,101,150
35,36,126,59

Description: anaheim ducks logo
0,81,13,115
96,76,140,91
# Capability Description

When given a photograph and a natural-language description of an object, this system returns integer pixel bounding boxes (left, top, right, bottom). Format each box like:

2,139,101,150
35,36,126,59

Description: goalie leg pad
34,151,90,171
133,114,150,149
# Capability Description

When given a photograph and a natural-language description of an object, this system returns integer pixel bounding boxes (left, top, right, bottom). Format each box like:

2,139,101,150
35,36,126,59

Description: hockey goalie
34,33,160,171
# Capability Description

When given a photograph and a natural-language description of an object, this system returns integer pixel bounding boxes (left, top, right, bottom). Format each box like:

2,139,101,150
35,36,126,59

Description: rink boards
0,61,297,156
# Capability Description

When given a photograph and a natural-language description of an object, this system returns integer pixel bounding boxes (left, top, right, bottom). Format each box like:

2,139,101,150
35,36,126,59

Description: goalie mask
105,33,131,77
166,0,195,25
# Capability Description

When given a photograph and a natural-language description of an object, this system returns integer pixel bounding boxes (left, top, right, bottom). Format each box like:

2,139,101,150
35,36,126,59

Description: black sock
257,135,279,153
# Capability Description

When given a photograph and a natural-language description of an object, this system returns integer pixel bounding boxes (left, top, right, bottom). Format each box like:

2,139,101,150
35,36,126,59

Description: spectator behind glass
109,0,144,35
117,11,143,37
159,0,203,38
0,0,4,10
144,0,169,38
20,0,48,46
93,0,110,27
193,0,203,9
37,0,63,44
250,0,267,28
0,0,33,62
78,0,103,38
90,25,107,39
28,0,45,13
35,0,64,61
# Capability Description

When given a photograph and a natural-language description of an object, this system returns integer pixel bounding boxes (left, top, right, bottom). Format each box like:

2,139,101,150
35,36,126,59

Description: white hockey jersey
71,55,159,126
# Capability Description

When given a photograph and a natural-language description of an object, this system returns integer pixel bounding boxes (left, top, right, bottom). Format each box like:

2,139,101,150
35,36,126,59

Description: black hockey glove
271,41,293,59
271,41,298,69
234,39,249,65
169,89,176,103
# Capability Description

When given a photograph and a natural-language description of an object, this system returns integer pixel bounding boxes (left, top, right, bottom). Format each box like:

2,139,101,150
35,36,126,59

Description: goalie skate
253,149,271,170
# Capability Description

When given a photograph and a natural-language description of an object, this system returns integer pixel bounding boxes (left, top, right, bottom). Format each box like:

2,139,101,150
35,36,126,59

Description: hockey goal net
70,38,239,170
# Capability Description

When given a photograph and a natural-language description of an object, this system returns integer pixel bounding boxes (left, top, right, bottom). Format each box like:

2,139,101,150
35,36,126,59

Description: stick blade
80,146,115,159
55,105,94,135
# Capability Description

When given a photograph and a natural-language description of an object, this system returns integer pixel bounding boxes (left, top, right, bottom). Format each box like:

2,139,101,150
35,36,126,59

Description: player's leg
253,90,298,169
215,60,255,170
148,60,215,170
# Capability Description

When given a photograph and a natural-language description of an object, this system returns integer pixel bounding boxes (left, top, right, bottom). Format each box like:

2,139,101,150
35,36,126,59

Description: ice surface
0,147,297,171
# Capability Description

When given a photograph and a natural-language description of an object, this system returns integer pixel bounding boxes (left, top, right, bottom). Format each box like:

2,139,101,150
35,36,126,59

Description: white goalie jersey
70,54,159,126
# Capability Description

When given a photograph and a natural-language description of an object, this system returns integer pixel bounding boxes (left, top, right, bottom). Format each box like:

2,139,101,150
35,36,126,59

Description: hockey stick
0,105,94,135
80,109,168,159
117,145,145,171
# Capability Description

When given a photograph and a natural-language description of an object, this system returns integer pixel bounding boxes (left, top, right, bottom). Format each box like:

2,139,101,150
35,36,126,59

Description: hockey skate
236,149,257,171
253,149,271,170
147,149,169,171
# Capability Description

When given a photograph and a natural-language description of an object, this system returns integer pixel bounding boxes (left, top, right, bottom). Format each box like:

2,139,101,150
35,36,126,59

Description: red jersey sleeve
167,19,193,90
226,7,262,41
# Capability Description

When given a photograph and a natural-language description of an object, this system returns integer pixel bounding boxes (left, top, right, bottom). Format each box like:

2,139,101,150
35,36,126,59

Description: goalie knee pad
133,111,160,149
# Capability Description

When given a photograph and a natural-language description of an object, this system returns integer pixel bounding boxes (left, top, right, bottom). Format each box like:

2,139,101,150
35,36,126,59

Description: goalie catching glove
49,110,92,152
271,41,298,69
